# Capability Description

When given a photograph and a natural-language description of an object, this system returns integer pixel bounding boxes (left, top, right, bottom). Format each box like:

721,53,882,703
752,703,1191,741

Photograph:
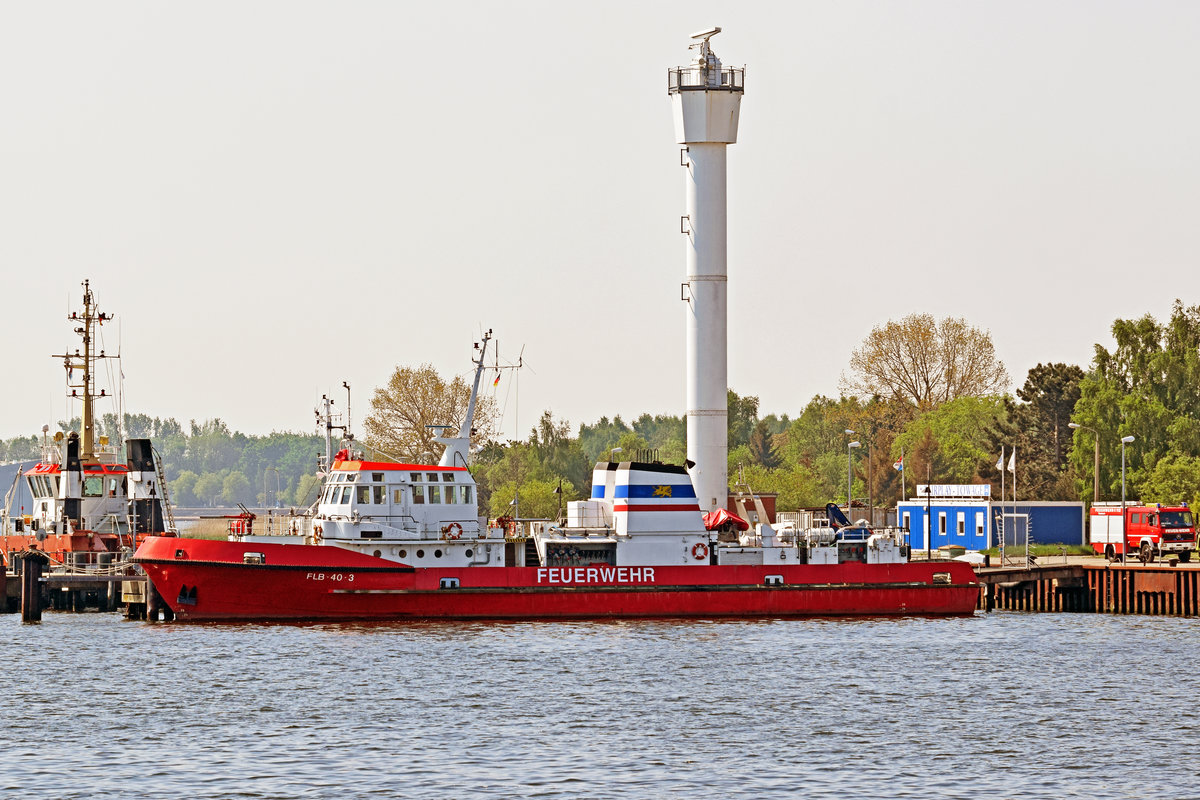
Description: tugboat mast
51,280,114,463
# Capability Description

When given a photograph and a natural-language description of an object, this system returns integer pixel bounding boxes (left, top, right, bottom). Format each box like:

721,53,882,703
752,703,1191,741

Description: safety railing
667,66,745,93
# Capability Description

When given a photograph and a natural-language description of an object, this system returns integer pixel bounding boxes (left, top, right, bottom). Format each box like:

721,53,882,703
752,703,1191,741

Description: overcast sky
3,1,1198,443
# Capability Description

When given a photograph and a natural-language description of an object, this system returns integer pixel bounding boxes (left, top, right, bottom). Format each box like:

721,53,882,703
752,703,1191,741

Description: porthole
373,550,382,558
416,549,425,558
464,549,473,558
434,549,443,558
399,549,407,558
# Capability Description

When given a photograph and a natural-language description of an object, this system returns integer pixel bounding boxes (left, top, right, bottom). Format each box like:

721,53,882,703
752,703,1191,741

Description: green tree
728,389,759,449
1071,301,1200,499
193,471,225,507
293,473,324,508
895,397,1005,486
171,470,199,506
222,471,252,505
747,420,781,468
1138,455,1200,508
981,364,1083,500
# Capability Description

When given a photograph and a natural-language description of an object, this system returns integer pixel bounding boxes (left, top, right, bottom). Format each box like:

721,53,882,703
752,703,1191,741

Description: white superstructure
668,28,744,513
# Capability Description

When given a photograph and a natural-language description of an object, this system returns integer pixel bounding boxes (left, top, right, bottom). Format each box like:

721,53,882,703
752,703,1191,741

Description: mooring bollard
20,551,49,623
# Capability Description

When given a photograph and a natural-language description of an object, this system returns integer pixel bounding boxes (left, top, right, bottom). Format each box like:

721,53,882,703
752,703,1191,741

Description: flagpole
998,446,1005,559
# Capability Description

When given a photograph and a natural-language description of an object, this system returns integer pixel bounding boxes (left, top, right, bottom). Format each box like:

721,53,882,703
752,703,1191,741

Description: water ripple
1,612,1198,798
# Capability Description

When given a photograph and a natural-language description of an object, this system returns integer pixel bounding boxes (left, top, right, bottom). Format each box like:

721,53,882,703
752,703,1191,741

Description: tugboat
1,281,174,577
133,331,979,621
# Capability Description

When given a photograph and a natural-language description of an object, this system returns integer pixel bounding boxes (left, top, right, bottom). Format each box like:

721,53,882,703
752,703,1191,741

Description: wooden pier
976,561,1200,615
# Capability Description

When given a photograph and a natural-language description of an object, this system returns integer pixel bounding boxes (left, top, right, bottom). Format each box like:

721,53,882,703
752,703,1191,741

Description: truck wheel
1140,541,1153,564
1104,544,1116,562
1181,550,1192,563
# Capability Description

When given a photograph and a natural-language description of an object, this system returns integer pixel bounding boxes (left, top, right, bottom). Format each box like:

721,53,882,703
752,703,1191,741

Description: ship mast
52,280,114,463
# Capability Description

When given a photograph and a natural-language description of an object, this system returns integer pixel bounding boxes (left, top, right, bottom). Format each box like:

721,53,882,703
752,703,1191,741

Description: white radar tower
668,28,744,513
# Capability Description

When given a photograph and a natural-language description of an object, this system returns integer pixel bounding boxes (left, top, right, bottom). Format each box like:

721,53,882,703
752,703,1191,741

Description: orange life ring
692,542,709,560
444,522,463,540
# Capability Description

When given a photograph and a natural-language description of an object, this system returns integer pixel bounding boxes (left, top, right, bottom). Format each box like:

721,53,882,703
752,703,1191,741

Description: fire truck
1088,502,1196,563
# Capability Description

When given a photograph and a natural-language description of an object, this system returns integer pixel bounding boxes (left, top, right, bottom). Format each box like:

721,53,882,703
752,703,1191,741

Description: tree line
5,303,1199,516
1,414,323,509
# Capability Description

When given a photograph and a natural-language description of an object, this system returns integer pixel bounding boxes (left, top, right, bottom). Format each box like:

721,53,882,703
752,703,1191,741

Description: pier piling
20,551,49,623
977,562,1200,616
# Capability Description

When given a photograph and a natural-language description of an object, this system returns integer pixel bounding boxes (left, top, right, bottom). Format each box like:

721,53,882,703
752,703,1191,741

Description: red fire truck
1088,502,1196,563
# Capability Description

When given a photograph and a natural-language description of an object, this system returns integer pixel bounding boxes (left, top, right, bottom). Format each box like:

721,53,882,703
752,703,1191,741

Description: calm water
2,611,1198,799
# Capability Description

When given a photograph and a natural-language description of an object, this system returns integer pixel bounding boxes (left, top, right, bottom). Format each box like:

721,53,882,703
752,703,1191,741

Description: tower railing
667,66,745,93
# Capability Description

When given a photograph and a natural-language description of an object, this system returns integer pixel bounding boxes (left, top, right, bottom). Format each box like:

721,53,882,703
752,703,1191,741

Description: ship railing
423,518,484,539
49,550,139,575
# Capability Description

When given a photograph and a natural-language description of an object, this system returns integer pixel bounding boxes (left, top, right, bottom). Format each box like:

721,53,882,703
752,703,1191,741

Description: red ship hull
135,536,980,621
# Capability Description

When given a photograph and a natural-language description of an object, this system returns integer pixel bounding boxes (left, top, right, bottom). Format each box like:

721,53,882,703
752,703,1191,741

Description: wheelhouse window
426,473,439,483
83,476,103,497
429,486,442,504
392,488,404,504
356,486,371,504
338,487,352,504
442,473,455,483
372,473,384,482
459,486,473,504
413,486,425,504
373,486,386,504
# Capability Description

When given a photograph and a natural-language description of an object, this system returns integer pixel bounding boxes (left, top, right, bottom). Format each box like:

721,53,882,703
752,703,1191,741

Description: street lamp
1120,435,1135,564
610,447,622,462
1068,422,1100,503
847,440,861,519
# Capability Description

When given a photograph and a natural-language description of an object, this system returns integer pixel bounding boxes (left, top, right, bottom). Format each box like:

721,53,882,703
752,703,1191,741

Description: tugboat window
416,549,425,558
442,473,455,483
393,488,404,504
444,488,457,504
459,486,473,504
427,473,439,482
434,549,443,558
413,486,425,504
357,486,371,504
372,472,384,482
373,486,386,504
429,486,442,504
83,476,103,497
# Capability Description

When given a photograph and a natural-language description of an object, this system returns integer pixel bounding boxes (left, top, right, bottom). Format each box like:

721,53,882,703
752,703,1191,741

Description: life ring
313,525,323,544
692,542,709,561
444,522,463,540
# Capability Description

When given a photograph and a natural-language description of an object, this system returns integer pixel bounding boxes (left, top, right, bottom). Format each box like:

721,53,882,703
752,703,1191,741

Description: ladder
153,445,177,533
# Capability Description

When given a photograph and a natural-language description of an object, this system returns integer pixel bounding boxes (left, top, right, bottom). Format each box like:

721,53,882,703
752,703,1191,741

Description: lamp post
610,447,622,462
1120,435,1135,565
924,483,933,560
847,440,861,520
1068,422,1100,503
